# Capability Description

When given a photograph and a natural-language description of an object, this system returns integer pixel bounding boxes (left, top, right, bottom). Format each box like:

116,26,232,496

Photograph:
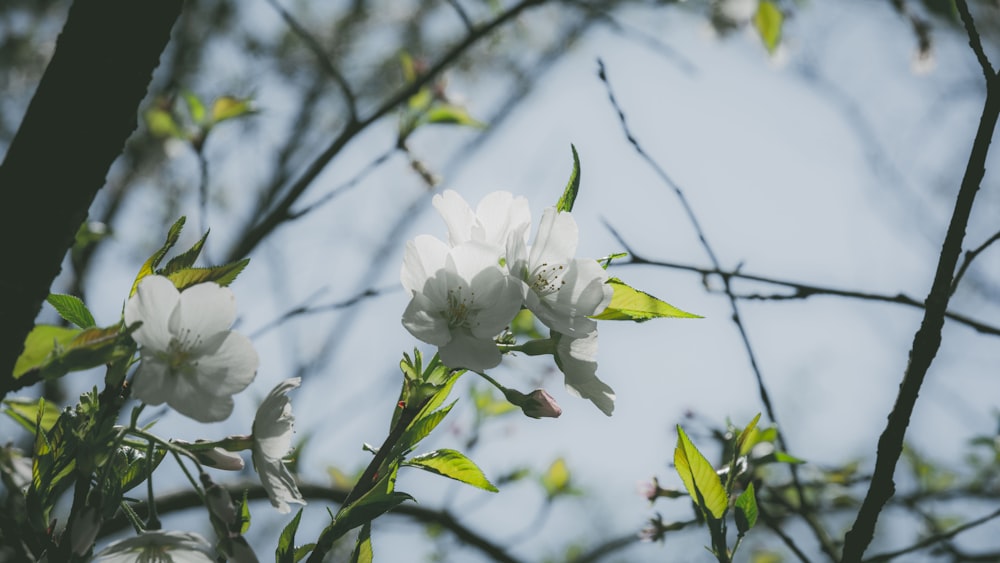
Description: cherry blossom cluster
124,275,305,514
401,190,617,415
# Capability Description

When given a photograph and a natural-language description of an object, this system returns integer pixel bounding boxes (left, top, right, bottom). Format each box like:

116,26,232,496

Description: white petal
402,293,452,346
253,378,299,459
433,190,476,246
252,452,306,514
172,382,236,423
439,329,501,371
476,191,531,248
168,283,236,349
124,276,178,352
190,331,259,396
401,235,449,294
129,359,173,406
448,240,505,284
529,208,578,269
555,332,615,416
467,274,523,339
94,530,216,563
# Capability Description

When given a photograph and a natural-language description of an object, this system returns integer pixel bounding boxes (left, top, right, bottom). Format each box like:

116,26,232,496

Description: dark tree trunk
0,0,183,394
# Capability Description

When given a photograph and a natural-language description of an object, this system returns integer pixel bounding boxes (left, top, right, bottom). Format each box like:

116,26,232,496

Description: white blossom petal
124,276,258,423
433,190,476,246
401,292,452,346
94,530,216,563
124,276,178,352
554,331,615,416
528,208,578,269
401,235,449,295
439,329,503,371
252,378,306,514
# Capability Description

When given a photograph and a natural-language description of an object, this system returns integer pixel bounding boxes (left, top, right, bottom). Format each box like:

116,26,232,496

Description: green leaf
13,325,81,378
162,230,209,274
276,508,304,563
592,278,701,321
540,457,575,499
422,105,486,128
165,258,250,290
737,413,762,456
404,449,498,492
556,144,581,213
19,325,137,382
46,294,96,329
674,425,727,520
145,107,182,138
183,90,206,125
131,217,186,297
325,472,414,543
735,482,758,535
239,490,252,535
211,96,255,124
118,446,167,493
396,402,456,457
3,398,61,435
350,522,374,563
753,0,783,54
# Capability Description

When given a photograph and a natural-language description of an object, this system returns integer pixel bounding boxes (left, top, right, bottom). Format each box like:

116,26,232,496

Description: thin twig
863,507,1000,562
955,0,995,81
249,285,395,339
225,0,547,262
264,0,358,121
287,147,399,221
841,2,1000,557
604,224,1000,338
99,482,524,563
445,0,474,32
950,229,1000,295
597,58,836,561
757,504,812,563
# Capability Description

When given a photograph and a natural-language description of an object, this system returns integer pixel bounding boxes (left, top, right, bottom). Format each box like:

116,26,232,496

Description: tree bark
0,0,183,394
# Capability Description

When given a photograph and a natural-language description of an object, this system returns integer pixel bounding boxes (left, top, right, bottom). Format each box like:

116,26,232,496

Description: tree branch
0,0,182,394
841,2,1000,557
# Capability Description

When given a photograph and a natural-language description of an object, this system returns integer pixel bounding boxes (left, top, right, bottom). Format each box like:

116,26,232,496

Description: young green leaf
591,278,701,321
350,522,374,563
540,457,576,499
276,508,304,563
118,446,167,493
165,258,250,290
735,482,758,535
46,294,96,329
404,449,498,492
131,216,186,297
395,402,456,457
737,413,762,456
754,0,783,54
182,90,206,125
3,398,61,435
239,490,252,535
144,107,183,139
162,230,209,274
211,96,255,124
13,325,81,378
422,105,486,128
556,144,581,213
674,425,727,520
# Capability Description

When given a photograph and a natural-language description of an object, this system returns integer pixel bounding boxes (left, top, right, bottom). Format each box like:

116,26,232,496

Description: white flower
401,235,523,370
252,378,306,514
509,208,613,336
432,189,531,254
124,276,258,423
93,530,216,563
553,331,615,416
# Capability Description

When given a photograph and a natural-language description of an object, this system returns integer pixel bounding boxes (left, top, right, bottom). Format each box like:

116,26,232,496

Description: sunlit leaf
166,259,250,290
183,90,206,124
162,230,209,274
3,398,61,435
46,294,96,329
422,105,486,128
737,413,762,456
397,402,456,456
239,490,252,535
22,325,137,382
13,325,81,379
540,457,576,499
118,446,167,493
735,482,758,534
556,144,580,213
211,96,255,124
277,508,304,563
592,278,701,321
145,107,182,138
131,217,186,297
674,425,727,520
404,449,498,492
754,0,783,54
350,522,373,563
